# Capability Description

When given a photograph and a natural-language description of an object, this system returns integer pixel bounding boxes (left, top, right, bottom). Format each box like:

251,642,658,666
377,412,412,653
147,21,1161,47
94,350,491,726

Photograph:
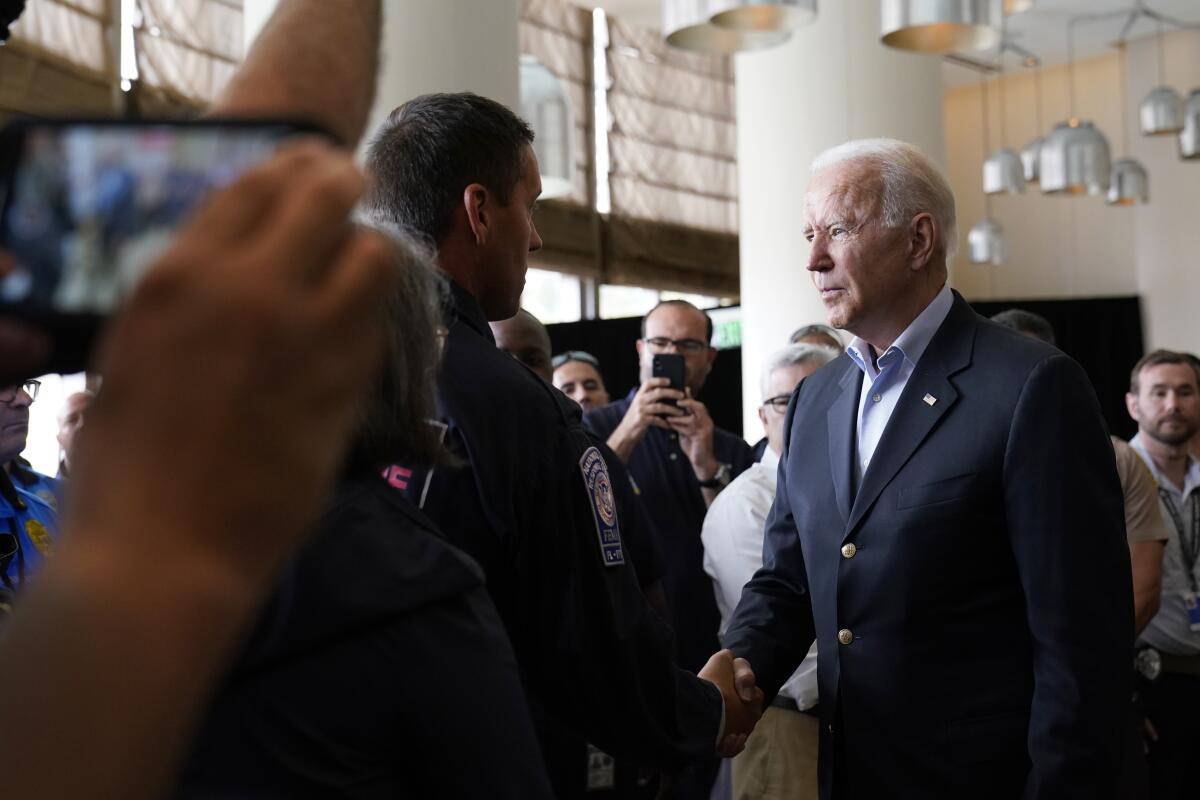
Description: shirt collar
760,444,780,472
1130,433,1200,496
447,280,494,344
846,282,953,380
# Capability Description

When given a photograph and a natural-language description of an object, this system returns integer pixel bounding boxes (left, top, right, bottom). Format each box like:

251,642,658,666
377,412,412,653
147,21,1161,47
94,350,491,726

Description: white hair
760,343,839,399
810,138,957,267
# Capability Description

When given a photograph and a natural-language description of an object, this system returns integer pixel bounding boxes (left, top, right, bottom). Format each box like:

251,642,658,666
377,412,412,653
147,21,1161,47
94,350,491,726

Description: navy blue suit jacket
723,293,1132,799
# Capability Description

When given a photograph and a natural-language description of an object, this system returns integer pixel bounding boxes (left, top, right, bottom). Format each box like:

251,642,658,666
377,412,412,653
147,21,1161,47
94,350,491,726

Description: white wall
944,27,1200,350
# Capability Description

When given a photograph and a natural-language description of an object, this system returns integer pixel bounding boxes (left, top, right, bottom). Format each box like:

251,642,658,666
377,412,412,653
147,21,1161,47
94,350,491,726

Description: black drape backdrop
547,295,1145,442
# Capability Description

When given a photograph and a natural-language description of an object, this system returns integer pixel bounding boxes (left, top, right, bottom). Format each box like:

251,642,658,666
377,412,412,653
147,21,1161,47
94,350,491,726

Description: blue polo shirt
584,389,753,672
0,484,58,591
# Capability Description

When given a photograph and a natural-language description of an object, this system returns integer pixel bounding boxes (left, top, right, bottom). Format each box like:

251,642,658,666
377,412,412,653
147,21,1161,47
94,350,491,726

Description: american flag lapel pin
923,393,937,406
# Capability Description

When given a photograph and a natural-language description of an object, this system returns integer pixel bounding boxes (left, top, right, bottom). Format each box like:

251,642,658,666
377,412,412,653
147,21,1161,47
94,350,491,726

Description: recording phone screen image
0,124,291,314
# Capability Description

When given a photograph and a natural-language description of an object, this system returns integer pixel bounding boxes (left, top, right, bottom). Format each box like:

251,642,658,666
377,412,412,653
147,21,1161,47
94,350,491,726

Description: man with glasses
0,379,58,609
585,299,753,797
702,342,836,800
552,351,610,413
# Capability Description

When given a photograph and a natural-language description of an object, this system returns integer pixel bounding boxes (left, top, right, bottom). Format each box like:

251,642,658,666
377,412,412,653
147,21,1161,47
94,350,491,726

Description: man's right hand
699,649,764,758
606,377,684,463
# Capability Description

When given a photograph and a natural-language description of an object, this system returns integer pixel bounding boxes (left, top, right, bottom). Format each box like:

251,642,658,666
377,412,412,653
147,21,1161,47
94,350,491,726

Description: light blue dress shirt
845,283,954,481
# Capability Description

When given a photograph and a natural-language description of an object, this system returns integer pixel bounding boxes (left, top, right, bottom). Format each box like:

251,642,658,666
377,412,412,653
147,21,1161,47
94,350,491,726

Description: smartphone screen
651,353,686,410
0,120,310,316
0,118,321,378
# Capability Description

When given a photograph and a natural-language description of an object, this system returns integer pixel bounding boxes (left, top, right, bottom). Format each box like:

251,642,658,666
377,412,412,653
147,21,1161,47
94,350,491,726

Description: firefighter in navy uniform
363,93,749,798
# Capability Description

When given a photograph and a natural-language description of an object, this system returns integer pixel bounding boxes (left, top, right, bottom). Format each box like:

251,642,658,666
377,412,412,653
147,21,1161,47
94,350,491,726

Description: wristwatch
698,463,732,490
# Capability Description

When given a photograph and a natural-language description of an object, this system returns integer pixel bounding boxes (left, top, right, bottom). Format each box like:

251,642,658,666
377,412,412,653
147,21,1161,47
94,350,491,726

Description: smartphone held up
0,117,327,380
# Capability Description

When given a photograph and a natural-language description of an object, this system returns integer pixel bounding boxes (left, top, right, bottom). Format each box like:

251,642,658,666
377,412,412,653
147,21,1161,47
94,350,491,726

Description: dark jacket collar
447,280,494,345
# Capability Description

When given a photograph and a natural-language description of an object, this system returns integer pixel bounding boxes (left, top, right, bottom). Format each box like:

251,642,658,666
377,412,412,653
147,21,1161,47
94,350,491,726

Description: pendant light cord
1156,18,1167,87
1118,42,1129,153
1067,16,1077,120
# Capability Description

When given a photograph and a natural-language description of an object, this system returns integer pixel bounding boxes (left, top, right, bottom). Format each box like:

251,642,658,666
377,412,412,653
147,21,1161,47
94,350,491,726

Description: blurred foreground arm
0,142,396,800
213,0,382,146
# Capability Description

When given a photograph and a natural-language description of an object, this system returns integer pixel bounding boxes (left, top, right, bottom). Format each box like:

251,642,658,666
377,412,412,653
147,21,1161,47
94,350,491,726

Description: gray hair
811,138,957,268
350,212,449,469
760,343,839,399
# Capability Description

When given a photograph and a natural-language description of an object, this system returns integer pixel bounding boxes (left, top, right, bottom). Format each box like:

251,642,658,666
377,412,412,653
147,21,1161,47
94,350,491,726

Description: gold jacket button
841,543,857,559
838,629,854,645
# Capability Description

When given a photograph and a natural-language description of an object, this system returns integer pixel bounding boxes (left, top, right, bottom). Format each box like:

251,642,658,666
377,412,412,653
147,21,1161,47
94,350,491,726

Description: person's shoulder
583,395,631,434
971,313,1063,371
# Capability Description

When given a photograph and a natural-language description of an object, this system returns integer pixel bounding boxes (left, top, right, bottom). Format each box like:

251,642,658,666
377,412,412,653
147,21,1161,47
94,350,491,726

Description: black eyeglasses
761,394,791,413
0,380,40,405
644,337,708,355
552,350,600,370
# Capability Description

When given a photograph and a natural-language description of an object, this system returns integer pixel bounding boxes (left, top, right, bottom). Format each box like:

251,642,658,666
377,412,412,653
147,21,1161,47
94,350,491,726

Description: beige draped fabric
605,17,737,235
1,0,116,120
601,16,739,296
135,0,242,107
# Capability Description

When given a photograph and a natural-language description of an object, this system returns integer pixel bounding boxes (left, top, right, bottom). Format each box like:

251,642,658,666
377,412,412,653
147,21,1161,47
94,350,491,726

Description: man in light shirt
702,342,836,799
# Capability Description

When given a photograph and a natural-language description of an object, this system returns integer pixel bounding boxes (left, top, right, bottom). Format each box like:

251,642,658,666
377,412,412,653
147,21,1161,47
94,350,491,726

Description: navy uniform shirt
177,473,552,799
405,282,722,796
0,472,58,608
585,390,754,673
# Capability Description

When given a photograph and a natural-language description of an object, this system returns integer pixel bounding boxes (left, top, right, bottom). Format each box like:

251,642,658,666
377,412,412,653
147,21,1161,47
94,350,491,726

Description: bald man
490,309,554,382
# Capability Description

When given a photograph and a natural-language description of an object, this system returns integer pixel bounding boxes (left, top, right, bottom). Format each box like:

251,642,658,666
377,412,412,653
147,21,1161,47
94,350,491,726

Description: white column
735,2,945,437
244,0,520,154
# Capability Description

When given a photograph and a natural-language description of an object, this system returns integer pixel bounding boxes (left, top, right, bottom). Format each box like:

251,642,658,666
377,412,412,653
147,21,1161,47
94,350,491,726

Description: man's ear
463,183,490,245
1125,392,1141,423
908,212,937,271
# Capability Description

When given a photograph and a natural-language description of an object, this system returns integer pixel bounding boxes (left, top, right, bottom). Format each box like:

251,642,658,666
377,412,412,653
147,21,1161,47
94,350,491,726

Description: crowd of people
0,2,1197,799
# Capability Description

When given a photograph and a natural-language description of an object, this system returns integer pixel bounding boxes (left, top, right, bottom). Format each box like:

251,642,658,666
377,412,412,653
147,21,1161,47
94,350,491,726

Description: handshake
699,649,764,757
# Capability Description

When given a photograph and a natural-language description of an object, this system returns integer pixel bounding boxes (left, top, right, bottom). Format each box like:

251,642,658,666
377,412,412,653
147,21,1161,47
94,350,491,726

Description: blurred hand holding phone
0,117,328,380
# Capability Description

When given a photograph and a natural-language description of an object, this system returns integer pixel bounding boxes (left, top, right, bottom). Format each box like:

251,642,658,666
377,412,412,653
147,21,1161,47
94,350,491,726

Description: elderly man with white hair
702,342,836,799
719,139,1133,799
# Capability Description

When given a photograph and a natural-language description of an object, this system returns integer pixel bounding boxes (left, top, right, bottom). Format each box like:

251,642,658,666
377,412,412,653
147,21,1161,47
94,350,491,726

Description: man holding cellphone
585,299,753,797
585,300,753,796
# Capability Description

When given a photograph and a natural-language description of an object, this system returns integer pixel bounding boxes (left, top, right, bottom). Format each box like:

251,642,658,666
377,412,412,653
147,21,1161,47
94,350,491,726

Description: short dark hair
1129,349,1200,394
641,299,713,343
990,308,1056,346
364,92,534,246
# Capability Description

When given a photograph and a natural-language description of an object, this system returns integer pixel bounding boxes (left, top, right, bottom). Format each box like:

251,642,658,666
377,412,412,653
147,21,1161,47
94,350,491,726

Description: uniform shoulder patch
579,446,625,567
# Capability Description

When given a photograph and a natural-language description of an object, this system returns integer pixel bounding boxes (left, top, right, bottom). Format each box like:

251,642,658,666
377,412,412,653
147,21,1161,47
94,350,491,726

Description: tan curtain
602,16,738,297
136,0,242,108
605,17,737,235
1,0,116,119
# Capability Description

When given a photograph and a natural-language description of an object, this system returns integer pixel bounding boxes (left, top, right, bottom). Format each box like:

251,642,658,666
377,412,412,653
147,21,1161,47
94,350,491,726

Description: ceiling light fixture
1040,15,1110,196
880,0,1000,55
708,0,817,34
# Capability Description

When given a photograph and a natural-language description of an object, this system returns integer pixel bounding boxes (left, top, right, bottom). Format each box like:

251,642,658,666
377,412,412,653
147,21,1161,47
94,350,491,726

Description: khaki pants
730,706,819,800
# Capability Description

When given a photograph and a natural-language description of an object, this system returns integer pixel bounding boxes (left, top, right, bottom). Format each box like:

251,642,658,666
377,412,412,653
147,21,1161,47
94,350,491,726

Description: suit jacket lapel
826,362,861,526
844,293,977,538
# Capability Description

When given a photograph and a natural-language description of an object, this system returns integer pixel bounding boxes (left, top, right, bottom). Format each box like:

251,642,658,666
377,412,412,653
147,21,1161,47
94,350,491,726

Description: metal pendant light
1040,121,1111,196
984,149,1024,194
968,217,1005,264
1041,17,1110,195
1020,137,1043,183
1107,42,1149,206
1021,62,1044,183
519,56,575,200
1004,0,1033,13
1140,19,1182,135
1107,159,1149,205
663,0,790,52
971,72,1005,265
880,0,1000,55
709,0,817,34
983,40,1025,195
1180,89,1200,160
